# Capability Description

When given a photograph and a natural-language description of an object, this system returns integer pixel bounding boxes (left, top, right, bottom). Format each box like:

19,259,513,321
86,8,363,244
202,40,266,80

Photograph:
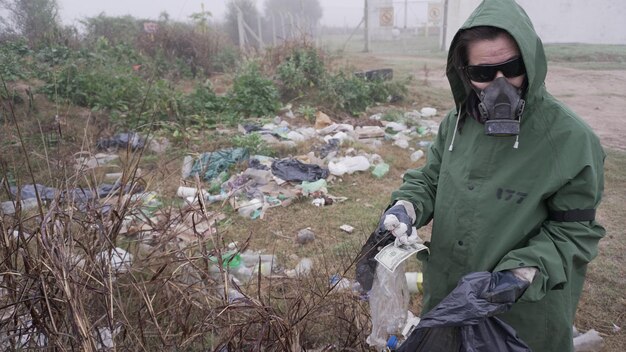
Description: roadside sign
379,7,394,27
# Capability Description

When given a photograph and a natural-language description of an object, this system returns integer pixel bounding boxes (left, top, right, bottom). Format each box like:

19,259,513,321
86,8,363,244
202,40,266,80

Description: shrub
228,62,280,118
232,132,273,156
319,72,373,115
0,38,33,81
276,46,325,98
318,73,411,116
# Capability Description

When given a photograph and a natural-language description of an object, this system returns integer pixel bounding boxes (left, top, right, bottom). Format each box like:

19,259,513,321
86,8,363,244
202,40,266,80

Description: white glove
380,200,422,246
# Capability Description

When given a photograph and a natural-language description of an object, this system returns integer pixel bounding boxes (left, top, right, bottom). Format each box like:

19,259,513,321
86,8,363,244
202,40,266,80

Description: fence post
257,15,264,49
272,14,277,45
237,8,246,51
364,0,370,52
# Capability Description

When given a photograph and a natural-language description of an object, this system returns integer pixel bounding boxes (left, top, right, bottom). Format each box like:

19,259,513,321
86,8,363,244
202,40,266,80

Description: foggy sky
58,0,365,27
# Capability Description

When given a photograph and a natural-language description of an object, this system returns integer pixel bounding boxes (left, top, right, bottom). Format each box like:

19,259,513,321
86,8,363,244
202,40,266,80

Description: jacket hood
446,0,547,110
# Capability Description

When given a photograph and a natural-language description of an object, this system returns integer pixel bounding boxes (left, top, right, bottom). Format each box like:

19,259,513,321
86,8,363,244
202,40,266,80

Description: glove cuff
394,200,416,223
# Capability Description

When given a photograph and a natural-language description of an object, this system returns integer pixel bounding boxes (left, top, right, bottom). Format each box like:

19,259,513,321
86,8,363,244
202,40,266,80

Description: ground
545,66,626,151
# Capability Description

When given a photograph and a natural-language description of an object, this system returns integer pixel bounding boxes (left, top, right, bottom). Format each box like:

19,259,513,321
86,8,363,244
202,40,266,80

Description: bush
319,72,373,115
0,38,33,81
318,73,411,116
276,46,325,98
228,62,280,118
232,132,273,156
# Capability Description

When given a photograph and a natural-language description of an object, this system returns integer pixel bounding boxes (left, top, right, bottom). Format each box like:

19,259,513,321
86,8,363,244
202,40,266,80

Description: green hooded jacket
390,0,605,350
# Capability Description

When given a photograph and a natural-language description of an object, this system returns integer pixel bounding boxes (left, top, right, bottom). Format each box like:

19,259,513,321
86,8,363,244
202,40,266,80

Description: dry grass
576,149,626,350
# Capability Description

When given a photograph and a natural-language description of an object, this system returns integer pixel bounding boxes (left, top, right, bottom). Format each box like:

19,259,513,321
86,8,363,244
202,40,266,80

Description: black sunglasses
465,56,525,83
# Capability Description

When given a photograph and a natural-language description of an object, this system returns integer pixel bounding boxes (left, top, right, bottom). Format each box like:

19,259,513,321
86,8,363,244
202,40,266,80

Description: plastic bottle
372,163,390,178
383,311,421,351
410,150,425,162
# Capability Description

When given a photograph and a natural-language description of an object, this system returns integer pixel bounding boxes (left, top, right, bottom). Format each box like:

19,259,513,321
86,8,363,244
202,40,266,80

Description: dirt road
545,66,626,151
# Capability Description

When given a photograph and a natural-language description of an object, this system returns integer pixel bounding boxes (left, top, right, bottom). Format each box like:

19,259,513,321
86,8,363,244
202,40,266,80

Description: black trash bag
96,182,144,198
96,133,145,150
248,158,269,170
242,124,263,133
270,158,329,182
397,272,531,352
10,184,58,200
355,228,394,291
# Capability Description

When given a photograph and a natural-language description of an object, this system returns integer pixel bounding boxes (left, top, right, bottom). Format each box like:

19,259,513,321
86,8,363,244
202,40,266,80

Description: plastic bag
397,272,531,352
270,158,329,182
96,132,145,150
190,148,249,182
355,229,394,291
366,262,410,350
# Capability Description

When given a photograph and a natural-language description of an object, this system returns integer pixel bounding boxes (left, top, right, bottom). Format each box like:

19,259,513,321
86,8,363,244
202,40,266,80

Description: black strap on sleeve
548,209,596,222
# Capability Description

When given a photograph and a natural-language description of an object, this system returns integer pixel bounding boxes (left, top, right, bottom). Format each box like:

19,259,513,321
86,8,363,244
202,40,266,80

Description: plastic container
177,186,206,199
405,272,423,294
237,198,264,218
410,150,425,162
209,251,242,268
418,141,433,149
372,163,390,178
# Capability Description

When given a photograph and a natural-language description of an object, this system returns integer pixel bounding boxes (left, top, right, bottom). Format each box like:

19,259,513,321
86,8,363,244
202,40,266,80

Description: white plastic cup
405,272,423,294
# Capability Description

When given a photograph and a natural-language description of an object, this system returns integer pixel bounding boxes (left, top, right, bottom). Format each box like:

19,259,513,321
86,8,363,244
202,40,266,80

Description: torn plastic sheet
270,158,329,182
96,133,145,150
190,148,249,182
397,272,531,352
10,182,143,203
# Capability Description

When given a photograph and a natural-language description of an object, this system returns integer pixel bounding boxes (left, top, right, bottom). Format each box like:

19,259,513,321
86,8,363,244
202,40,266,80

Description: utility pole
364,0,370,52
404,0,408,29
441,0,449,51
237,8,246,51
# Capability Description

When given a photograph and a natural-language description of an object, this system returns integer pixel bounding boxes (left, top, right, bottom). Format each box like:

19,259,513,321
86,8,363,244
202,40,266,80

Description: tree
0,0,61,46
224,0,260,46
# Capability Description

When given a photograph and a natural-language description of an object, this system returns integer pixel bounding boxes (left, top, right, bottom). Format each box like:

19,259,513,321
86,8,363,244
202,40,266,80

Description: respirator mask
476,77,526,137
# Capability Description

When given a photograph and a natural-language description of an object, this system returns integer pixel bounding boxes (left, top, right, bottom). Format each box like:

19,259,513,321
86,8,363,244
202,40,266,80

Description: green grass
319,32,446,57
545,43,626,70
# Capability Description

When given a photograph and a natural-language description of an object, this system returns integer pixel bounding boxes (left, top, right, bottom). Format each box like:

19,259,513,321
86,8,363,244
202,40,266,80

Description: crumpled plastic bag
397,272,531,352
11,182,142,201
190,148,249,182
270,158,329,182
366,262,410,349
96,133,145,150
355,228,394,291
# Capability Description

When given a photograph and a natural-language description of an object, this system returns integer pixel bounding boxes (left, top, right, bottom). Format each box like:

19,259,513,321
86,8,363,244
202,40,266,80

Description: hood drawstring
513,113,521,149
448,106,462,152
447,106,521,150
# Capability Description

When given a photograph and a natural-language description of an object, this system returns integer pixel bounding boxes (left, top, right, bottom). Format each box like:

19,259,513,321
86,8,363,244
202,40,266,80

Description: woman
378,0,605,350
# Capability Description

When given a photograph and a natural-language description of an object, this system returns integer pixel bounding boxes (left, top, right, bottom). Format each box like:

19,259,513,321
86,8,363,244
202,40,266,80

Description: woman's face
467,34,526,91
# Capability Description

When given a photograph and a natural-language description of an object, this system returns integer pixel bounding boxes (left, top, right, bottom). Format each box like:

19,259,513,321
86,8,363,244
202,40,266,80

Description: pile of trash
177,108,440,221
